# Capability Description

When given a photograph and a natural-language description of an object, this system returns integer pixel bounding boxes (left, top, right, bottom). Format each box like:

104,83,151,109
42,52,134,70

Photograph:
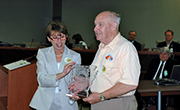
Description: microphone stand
30,39,34,48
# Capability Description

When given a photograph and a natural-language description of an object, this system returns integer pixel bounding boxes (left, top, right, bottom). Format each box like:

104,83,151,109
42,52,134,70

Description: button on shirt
90,33,141,97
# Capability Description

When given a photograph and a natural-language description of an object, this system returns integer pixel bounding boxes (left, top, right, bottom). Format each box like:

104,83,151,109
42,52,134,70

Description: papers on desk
3,60,31,70
154,79,179,86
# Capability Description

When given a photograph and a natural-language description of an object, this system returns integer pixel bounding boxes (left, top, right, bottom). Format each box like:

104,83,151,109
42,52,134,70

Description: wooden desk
138,80,180,110
143,48,149,51
0,62,38,110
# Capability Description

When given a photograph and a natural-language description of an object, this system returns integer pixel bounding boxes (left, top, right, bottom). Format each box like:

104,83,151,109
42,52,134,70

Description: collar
130,40,134,43
99,32,121,50
160,60,166,64
166,40,172,45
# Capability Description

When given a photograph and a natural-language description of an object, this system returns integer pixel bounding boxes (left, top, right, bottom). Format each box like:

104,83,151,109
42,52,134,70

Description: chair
174,40,179,43
156,40,163,46
141,43,145,51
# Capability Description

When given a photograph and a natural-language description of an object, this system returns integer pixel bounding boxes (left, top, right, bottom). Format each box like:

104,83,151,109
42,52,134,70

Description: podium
0,61,38,110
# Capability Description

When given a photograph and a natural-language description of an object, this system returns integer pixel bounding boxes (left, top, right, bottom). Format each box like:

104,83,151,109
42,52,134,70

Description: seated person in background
72,33,88,49
128,30,142,51
157,29,180,52
144,47,178,109
145,47,177,80
65,34,73,49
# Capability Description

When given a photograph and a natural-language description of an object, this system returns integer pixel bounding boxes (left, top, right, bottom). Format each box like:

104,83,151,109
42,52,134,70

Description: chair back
141,43,145,51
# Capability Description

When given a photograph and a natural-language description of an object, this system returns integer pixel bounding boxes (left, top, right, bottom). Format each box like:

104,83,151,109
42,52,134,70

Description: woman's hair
72,33,84,44
46,21,68,37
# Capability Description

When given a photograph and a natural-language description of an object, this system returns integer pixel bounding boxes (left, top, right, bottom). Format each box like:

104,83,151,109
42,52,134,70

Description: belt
107,97,118,100
107,95,134,100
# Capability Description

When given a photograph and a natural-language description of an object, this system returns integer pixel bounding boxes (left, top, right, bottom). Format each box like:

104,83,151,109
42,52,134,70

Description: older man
157,29,180,52
128,30,142,51
144,47,177,80
143,47,178,109
82,11,141,110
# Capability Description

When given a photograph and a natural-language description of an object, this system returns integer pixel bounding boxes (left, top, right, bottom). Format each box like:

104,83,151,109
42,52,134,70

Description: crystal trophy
66,64,98,98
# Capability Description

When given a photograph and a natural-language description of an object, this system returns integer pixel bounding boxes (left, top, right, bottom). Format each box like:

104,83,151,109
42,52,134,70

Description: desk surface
138,80,180,96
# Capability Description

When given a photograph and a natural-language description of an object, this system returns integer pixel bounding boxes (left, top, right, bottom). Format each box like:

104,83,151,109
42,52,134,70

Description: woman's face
47,30,66,52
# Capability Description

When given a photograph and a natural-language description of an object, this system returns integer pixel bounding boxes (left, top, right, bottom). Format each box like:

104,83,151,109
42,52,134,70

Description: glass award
67,64,98,98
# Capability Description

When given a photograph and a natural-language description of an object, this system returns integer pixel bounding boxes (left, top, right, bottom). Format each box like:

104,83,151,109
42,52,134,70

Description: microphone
30,39,34,48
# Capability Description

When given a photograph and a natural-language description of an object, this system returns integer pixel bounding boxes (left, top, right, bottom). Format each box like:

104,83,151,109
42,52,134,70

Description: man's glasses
50,34,66,41
129,34,136,36
165,35,172,37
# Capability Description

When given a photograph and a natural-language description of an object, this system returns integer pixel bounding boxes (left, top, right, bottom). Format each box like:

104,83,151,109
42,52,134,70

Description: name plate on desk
3,60,31,70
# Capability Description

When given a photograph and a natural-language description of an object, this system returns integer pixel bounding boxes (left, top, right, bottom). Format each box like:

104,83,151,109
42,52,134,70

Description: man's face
128,32,136,41
165,31,174,43
159,52,169,61
94,12,113,44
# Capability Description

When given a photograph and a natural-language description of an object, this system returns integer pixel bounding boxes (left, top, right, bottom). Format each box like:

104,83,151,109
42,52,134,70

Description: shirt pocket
101,61,118,78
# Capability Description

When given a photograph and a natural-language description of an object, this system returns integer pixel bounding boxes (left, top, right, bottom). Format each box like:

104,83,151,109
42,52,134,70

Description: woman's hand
56,62,76,80
63,62,76,76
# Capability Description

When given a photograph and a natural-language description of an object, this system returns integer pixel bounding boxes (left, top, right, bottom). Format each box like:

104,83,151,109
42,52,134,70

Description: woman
72,33,88,49
30,21,81,110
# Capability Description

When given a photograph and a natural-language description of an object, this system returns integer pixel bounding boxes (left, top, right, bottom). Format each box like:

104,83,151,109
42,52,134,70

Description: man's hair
164,29,174,36
128,30,136,36
103,11,121,29
159,47,171,57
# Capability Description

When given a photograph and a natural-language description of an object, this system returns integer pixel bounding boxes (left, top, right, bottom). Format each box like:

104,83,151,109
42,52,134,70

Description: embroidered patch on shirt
101,66,106,74
64,57,72,63
105,54,113,61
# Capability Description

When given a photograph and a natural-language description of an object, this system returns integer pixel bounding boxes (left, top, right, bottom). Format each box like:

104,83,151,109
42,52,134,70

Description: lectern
0,61,38,110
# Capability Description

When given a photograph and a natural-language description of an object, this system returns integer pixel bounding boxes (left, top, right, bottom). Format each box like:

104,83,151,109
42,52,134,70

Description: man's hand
83,92,101,104
68,76,89,95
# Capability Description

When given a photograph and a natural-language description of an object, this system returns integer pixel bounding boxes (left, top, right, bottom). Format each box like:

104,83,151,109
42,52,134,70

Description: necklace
56,54,63,57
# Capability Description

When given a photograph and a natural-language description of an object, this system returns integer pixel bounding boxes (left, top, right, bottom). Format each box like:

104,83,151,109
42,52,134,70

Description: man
128,30,142,51
157,29,180,52
144,47,177,109
82,11,141,110
144,47,177,80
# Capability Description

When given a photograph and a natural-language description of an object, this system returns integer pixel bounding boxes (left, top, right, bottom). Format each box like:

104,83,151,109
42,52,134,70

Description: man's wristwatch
100,93,106,101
